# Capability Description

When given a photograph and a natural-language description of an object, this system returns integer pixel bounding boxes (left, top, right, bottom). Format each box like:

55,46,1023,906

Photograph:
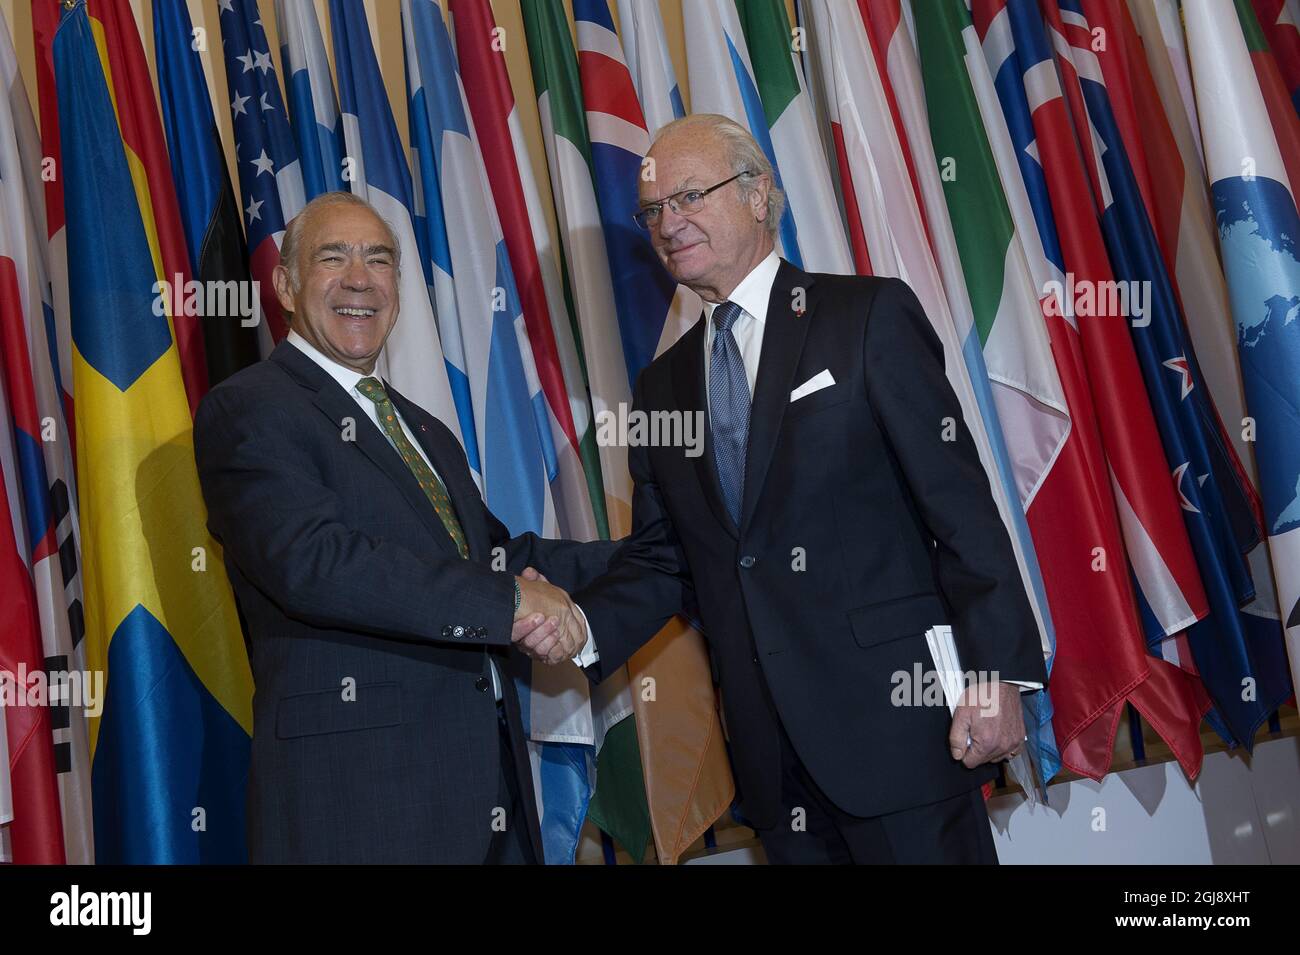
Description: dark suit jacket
574,261,1048,827
193,340,617,863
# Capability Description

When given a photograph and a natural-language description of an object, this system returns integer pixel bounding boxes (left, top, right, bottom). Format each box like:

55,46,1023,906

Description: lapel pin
791,286,807,318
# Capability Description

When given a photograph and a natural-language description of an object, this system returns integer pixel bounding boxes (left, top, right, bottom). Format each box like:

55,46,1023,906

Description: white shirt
701,251,780,404
697,258,1041,694
286,332,597,697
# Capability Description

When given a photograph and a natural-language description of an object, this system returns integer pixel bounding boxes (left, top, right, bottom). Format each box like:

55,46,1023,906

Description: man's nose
341,256,373,289
656,203,688,239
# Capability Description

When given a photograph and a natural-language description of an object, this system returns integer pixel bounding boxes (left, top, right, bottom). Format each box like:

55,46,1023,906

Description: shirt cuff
573,605,600,667
1003,680,1043,691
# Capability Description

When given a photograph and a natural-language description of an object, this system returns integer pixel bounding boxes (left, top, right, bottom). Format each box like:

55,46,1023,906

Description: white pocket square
790,369,835,402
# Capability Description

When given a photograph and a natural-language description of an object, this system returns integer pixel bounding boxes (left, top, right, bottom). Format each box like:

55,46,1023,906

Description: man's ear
750,175,771,223
272,263,296,315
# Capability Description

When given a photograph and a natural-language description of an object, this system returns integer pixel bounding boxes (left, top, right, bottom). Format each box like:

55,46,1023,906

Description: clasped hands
510,567,586,665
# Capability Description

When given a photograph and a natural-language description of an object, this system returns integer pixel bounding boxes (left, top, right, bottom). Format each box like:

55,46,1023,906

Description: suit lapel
270,342,462,556
739,261,816,532
672,316,739,538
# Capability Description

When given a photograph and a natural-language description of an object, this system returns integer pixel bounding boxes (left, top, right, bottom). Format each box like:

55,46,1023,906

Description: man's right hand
513,574,584,664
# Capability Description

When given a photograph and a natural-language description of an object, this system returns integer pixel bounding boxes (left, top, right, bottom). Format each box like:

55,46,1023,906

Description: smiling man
192,191,616,863
561,114,1048,863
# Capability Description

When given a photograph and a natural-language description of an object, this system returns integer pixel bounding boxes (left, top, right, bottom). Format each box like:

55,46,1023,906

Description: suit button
476,627,487,639
453,625,466,638
441,625,452,638
475,676,490,692
739,555,756,568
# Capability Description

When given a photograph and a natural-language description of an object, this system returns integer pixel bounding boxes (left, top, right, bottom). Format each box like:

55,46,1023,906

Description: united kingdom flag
218,0,305,348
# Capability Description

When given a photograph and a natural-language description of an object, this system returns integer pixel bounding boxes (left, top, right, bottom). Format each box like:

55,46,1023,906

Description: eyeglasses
633,171,754,229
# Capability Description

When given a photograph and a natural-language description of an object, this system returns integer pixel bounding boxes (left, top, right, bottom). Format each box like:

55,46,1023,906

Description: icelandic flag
330,0,462,445
276,0,347,199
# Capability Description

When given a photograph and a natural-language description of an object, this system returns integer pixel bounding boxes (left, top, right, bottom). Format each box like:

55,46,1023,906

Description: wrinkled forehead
640,131,732,202
306,204,392,248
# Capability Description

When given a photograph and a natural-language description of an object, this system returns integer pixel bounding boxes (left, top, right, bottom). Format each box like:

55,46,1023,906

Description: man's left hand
948,681,1026,768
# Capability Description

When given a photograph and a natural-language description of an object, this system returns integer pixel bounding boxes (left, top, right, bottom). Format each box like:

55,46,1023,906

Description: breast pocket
785,382,851,422
275,682,402,739
847,592,947,650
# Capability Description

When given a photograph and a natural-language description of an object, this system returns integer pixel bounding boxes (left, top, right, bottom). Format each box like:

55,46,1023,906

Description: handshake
510,567,588,665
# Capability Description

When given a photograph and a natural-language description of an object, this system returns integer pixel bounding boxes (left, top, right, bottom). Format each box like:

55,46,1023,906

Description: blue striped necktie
709,300,749,527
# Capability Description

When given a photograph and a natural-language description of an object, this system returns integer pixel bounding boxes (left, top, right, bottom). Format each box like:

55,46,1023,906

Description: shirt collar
702,250,781,326
287,329,373,397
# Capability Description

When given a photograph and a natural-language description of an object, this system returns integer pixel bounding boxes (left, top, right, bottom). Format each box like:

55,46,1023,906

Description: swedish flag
54,0,253,863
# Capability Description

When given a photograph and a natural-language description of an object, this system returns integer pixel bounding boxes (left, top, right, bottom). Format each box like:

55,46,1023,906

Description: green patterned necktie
356,377,468,558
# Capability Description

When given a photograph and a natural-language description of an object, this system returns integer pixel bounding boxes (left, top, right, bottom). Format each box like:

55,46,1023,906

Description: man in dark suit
194,192,612,864
549,114,1048,863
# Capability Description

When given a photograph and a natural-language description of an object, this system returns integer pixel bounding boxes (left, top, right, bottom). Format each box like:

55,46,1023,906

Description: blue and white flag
329,0,461,443
402,0,555,534
617,0,685,133
275,0,346,199
682,0,803,265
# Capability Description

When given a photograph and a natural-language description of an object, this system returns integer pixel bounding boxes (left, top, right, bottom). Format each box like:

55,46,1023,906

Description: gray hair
280,191,402,292
650,113,785,236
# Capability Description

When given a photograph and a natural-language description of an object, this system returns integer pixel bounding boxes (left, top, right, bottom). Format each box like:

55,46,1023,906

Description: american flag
218,0,306,348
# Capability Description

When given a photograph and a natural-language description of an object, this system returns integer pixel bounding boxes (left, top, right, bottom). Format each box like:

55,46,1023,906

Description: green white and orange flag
914,2,1074,784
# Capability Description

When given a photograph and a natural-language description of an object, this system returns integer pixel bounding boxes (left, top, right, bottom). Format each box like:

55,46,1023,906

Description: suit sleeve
569,374,695,681
864,278,1047,687
482,513,621,595
194,386,516,648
